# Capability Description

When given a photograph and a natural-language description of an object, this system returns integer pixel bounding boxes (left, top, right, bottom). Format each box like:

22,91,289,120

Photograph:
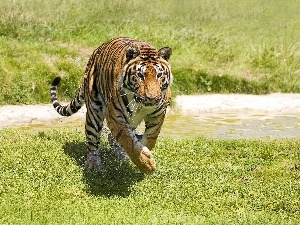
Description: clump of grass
0,129,299,224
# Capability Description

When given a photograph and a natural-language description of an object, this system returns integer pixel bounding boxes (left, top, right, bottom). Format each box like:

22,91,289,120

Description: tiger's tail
50,77,85,116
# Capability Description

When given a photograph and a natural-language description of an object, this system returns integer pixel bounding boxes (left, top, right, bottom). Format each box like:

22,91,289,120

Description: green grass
0,129,299,224
0,0,300,104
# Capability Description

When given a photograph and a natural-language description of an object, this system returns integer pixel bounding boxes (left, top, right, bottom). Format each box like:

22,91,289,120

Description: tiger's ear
126,45,140,62
158,47,172,61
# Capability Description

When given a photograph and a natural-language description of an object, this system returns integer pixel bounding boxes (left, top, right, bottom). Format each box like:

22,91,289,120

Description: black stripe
70,102,82,113
51,77,61,86
53,102,60,108
86,128,97,137
145,121,161,129
148,106,164,117
86,119,97,130
62,107,71,116
121,94,133,116
116,129,124,141
86,141,98,150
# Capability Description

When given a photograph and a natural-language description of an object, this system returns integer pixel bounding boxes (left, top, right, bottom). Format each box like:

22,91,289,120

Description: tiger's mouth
134,95,161,106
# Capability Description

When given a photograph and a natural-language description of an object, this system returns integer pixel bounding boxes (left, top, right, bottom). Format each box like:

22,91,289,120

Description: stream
10,110,300,140
1,94,300,140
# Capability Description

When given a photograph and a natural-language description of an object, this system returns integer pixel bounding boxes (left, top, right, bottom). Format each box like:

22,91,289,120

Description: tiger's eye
137,72,144,79
157,72,163,78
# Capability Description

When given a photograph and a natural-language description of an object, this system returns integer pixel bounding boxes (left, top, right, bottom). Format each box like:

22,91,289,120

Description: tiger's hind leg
84,93,107,170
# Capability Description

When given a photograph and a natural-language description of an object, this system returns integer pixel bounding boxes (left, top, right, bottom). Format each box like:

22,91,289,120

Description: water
163,112,300,139
17,111,300,140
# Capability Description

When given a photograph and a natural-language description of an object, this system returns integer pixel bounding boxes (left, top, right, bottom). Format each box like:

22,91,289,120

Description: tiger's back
50,37,173,174
87,37,137,101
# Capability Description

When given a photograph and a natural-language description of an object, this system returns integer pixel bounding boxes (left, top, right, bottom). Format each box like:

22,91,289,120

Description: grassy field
0,0,300,104
0,129,299,224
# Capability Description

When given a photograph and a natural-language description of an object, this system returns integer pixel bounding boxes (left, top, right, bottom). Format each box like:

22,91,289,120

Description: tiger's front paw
84,151,102,170
135,146,156,175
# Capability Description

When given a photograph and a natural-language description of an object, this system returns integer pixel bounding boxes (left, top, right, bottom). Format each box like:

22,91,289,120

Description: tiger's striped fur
50,37,172,174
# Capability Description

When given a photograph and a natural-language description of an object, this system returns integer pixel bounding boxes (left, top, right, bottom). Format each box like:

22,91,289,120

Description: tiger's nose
134,94,160,105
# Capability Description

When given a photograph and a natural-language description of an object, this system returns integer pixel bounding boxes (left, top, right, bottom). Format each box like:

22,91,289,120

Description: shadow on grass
62,141,144,198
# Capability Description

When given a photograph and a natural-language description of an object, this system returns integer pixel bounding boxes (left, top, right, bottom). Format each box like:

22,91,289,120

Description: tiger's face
121,45,172,107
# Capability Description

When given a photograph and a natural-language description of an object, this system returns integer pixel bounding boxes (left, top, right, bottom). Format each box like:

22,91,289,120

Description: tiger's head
120,44,172,107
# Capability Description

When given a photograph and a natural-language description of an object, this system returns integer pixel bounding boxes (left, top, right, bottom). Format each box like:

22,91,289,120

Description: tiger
50,37,172,174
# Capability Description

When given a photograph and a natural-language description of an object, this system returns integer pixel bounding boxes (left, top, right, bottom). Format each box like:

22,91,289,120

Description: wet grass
0,0,300,105
0,129,299,224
